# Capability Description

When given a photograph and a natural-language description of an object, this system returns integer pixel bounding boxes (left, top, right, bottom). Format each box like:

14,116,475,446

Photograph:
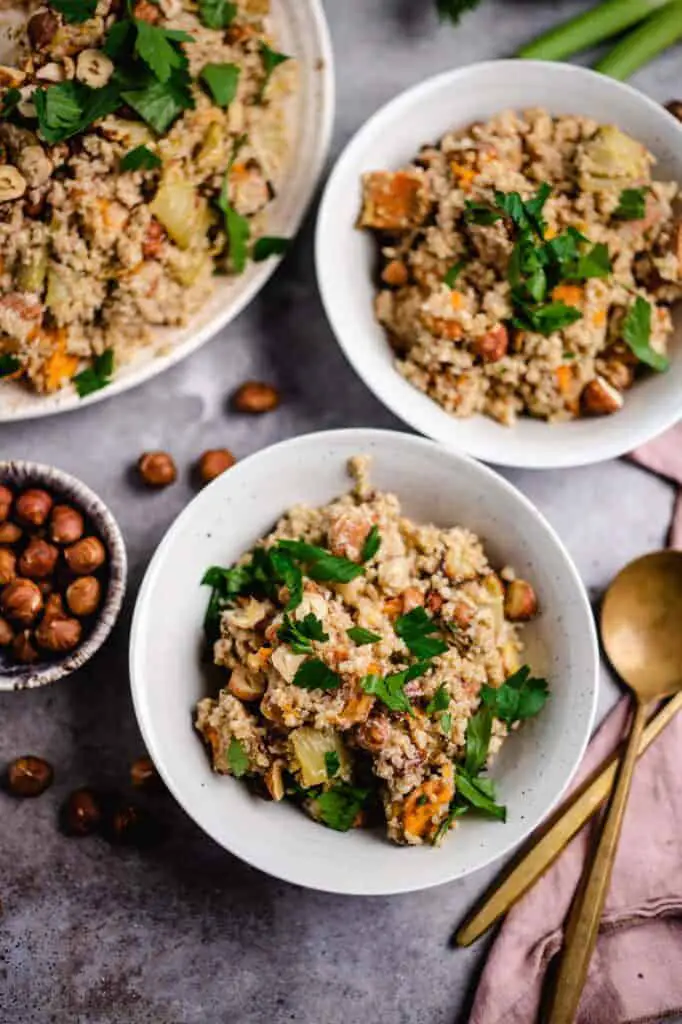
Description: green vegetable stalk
518,0,673,61
596,0,682,79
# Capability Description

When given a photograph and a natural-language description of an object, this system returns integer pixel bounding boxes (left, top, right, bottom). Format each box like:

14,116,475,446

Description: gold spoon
548,550,682,1024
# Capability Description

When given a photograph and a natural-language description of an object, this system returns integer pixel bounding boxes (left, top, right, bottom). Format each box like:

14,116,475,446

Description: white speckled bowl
130,429,598,895
0,462,127,691
316,61,682,469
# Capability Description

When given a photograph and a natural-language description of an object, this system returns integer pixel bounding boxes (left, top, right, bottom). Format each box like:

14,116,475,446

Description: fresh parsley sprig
120,144,161,171
480,665,549,724
51,0,97,23
0,354,20,378
394,606,448,660
277,539,365,584
360,524,381,562
614,187,647,221
277,612,329,654
73,348,114,398
227,737,249,777
360,661,430,715
292,658,341,692
622,296,669,372
347,626,381,646
314,782,370,831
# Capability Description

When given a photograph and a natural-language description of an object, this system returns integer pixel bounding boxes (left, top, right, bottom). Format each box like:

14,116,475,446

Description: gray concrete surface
1,2,680,1022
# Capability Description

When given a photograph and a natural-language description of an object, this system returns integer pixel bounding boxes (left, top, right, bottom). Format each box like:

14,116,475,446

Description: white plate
130,428,598,895
316,61,682,469
0,0,334,422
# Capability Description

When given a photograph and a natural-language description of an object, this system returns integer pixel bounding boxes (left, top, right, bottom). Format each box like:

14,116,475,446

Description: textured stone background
1,2,680,1022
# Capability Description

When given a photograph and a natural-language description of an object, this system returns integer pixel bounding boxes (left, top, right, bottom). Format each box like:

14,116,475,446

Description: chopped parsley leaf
463,704,492,777
426,684,450,714
277,612,328,655
120,144,161,171
622,296,669,372
259,42,291,101
227,737,249,778
252,236,290,262
217,170,250,273
394,606,447,660
134,21,193,85
360,524,381,563
51,0,97,23
292,658,341,692
198,0,237,29
444,260,467,287
361,661,429,715
455,768,506,821
480,665,549,725
347,626,381,646
614,187,647,221
35,80,121,143
324,751,340,779
314,782,369,831
199,62,240,108
277,539,365,584
0,354,20,377
73,348,114,398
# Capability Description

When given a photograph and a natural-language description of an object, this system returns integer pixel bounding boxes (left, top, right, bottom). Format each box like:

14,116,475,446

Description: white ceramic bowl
130,429,598,895
316,61,682,469
0,0,334,423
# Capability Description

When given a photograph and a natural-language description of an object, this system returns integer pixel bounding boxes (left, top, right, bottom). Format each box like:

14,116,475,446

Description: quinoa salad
359,108,682,426
195,456,548,846
0,0,294,395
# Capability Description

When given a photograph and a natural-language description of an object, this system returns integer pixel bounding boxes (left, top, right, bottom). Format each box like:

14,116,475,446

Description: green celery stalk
518,0,673,61
596,0,682,79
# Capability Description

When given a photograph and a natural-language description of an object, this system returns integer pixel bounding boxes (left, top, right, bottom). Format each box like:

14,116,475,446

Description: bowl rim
0,0,336,424
0,460,127,691
315,59,682,469
129,427,599,894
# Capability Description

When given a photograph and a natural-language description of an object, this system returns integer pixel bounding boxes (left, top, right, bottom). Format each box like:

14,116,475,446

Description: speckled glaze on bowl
0,462,127,691
130,428,598,895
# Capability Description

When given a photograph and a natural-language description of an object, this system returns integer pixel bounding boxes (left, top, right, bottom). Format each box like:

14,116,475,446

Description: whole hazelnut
0,547,17,585
18,538,59,579
50,504,84,545
5,755,54,798
0,484,12,522
35,611,82,653
665,100,682,122
137,451,177,488
0,616,14,646
27,8,59,49
15,488,53,527
66,576,101,617
61,788,103,837
232,381,280,415
107,801,160,847
197,448,236,485
0,522,22,544
12,630,39,664
64,536,106,575
1,578,43,625
130,756,158,790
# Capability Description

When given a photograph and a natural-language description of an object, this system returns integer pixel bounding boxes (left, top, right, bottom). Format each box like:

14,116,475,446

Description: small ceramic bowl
315,60,682,469
130,428,598,895
0,462,127,691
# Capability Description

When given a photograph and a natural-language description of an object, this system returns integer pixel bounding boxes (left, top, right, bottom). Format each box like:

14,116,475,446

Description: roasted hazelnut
107,802,160,846
355,716,390,753
66,576,101,617
27,8,59,50
15,488,53,527
0,484,12,522
137,451,177,488
0,616,14,646
0,547,17,585
1,578,43,625
18,538,59,579
5,755,53,798
130,756,158,790
665,100,682,122
35,610,81,653
0,522,22,544
50,504,84,545
582,376,624,417
231,381,280,414
12,630,39,663
64,536,106,575
197,448,237,485
61,788,103,837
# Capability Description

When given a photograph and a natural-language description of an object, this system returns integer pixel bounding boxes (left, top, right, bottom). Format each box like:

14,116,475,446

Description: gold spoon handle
455,691,682,947
547,699,648,1024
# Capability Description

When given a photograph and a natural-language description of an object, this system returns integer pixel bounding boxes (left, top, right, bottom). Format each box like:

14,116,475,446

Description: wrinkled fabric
470,428,682,1024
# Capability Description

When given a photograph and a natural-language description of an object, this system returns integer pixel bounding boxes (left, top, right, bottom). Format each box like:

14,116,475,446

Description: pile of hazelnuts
0,483,108,663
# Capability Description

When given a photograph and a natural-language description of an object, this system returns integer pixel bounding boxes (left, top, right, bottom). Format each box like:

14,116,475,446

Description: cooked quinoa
359,108,682,425
0,0,294,394
195,456,547,846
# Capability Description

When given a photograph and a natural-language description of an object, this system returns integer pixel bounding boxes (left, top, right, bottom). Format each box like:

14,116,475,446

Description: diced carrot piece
421,314,464,341
41,329,79,393
552,284,583,307
592,309,607,327
403,764,454,840
381,259,409,287
450,291,465,311
359,171,430,231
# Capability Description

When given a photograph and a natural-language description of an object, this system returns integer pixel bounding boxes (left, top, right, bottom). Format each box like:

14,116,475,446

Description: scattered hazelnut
0,484,12,522
665,100,682,122
0,522,22,544
35,610,81,653
5,755,53,798
355,717,390,753
27,8,59,50
474,323,509,363
15,488,53,527
66,576,101,617
1,578,43,625
582,376,624,416
61,788,103,836
50,504,84,545
107,802,160,846
137,451,177,488
0,547,17,585
232,381,280,414
197,448,237,485
64,536,106,575
18,538,59,579
228,665,266,701
504,579,539,622
11,630,39,663
130,756,158,790
0,616,14,646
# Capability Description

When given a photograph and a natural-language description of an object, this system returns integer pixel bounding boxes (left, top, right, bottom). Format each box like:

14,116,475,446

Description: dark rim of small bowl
0,460,127,692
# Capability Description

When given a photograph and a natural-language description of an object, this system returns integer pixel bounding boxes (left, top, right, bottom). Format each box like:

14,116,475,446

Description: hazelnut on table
1,578,43,625
130,756,158,790
64,536,106,575
61,788,103,837
50,505,84,545
232,381,280,414
137,451,177,488
197,448,237,485
15,488,53,527
5,755,53,798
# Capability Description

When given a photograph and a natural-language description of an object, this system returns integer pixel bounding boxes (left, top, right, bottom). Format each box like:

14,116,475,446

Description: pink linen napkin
469,428,682,1024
